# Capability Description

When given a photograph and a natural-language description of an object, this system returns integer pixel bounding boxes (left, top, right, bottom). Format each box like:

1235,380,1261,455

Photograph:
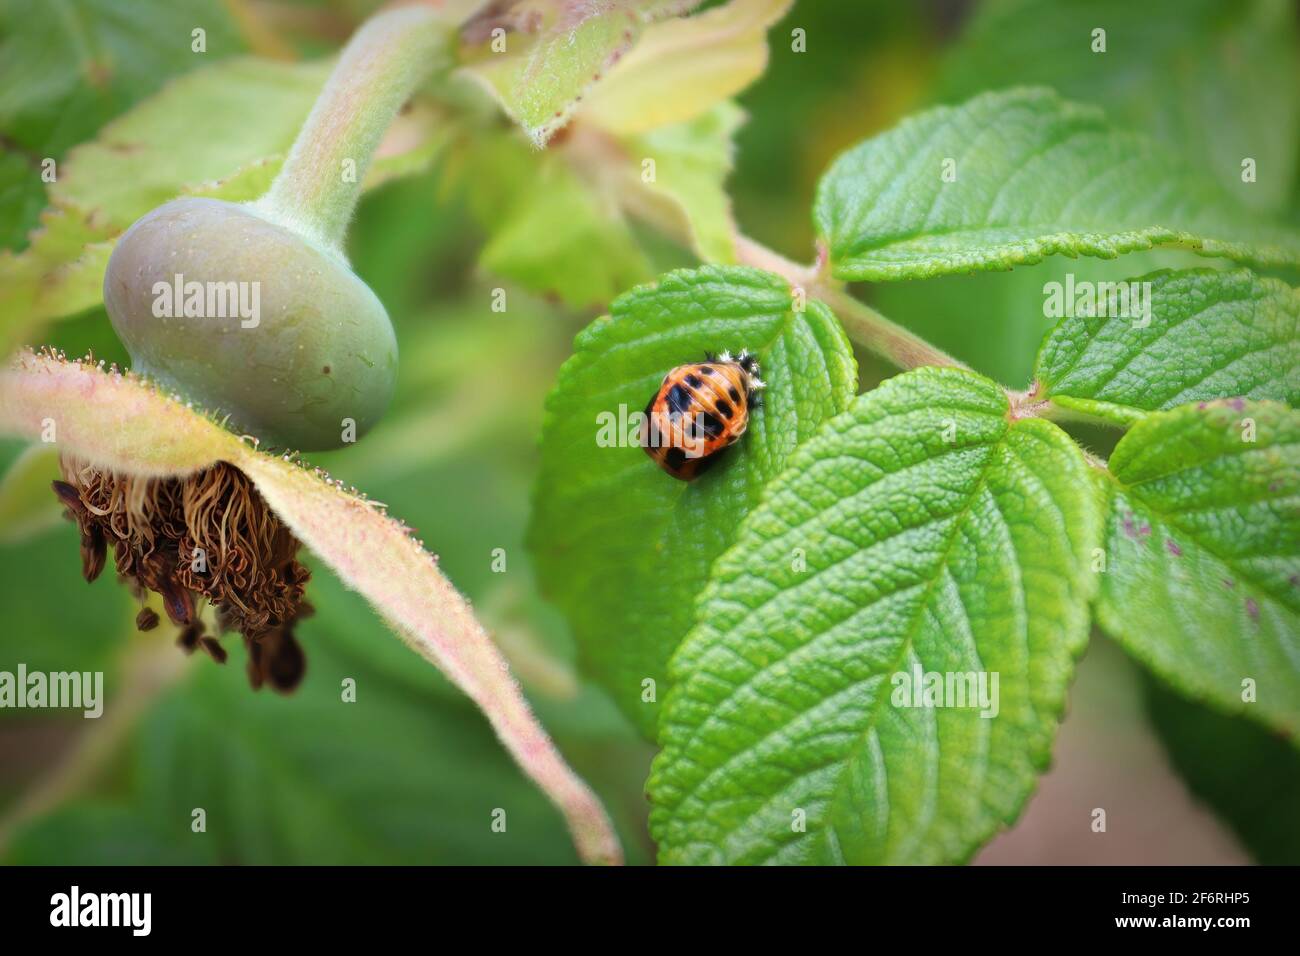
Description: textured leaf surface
459,0,699,146
649,367,1099,863
527,267,856,738
0,351,620,865
1096,399,1300,735
1035,268,1300,425
815,89,1300,281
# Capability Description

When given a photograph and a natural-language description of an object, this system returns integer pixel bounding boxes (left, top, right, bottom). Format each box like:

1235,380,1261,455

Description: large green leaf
936,0,1299,215
527,266,856,738
1035,268,1300,425
649,367,1098,864
1144,675,1300,865
814,89,1300,282
1096,400,1300,735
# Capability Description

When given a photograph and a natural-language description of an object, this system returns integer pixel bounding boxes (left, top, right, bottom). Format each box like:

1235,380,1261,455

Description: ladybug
640,349,765,481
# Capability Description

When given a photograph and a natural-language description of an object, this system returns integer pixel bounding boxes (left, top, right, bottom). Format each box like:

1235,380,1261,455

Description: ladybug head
710,348,765,399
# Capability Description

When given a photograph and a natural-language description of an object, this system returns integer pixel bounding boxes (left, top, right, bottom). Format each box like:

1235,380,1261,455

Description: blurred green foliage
0,0,1296,864
1143,675,1300,866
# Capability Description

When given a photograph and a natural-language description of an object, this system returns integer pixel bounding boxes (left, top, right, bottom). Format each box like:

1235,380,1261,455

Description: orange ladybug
640,350,765,481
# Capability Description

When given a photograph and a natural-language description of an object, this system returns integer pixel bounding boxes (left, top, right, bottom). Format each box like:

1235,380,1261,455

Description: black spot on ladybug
667,384,692,416
716,399,733,419
685,373,703,389
699,411,725,438
728,387,741,403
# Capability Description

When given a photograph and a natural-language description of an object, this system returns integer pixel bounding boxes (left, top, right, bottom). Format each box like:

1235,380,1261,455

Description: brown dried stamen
54,458,311,693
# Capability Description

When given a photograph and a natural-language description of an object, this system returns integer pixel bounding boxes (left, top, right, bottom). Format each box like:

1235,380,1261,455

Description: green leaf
0,150,45,251
1143,674,1300,865
815,88,1300,282
51,58,330,231
442,95,745,301
0,520,132,677
578,0,792,137
649,367,1099,864
129,618,584,864
5,802,216,865
0,208,114,352
458,0,701,146
624,102,745,263
0,444,63,544
477,140,653,308
936,0,1299,215
871,249,1193,389
0,0,245,157
1035,268,1300,425
1096,399,1300,736
527,266,857,738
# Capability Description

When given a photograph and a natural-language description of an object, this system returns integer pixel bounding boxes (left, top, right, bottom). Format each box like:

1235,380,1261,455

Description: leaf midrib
668,407,1014,862
816,428,1012,863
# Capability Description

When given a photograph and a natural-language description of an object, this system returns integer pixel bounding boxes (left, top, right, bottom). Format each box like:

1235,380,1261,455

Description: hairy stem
254,3,451,257
730,234,968,371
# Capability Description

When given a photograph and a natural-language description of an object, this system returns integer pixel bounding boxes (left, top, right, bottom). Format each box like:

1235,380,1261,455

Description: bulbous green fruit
104,197,397,451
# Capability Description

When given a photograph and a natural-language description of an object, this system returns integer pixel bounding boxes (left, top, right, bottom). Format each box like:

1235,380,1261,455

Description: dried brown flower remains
53,458,311,692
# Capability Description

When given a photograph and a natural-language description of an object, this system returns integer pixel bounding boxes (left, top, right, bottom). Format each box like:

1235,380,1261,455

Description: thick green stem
730,234,968,371
254,3,449,257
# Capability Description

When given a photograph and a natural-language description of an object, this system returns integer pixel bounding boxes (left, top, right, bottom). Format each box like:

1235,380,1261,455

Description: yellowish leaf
579,0,792,136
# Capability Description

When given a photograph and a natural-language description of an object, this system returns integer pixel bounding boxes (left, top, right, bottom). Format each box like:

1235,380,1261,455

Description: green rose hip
102,5,449,451
105,197,397,451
